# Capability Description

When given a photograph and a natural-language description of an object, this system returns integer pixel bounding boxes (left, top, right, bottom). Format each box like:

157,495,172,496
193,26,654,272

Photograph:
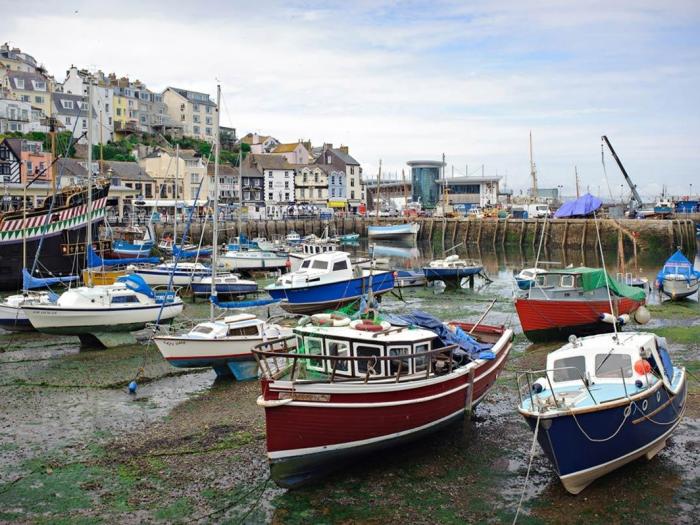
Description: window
561,275,574,288
303,173,307,183
300,188,305,198
355,344,383,376
327,340,350,373
206,117,212,125
62,99,74,110
26,161,33,173
34,96,43,104
116,108,122,116
192,325,214,335
14,78,25,89
332,260,347,271
284,181,289,189
284,171,289,178
326,154,331,164
331,176,335,184
111,295,139,303
193,115,200,123
33,80,46,91
350,178,355,187
228,325,259,336
65,116,71,125
301,259,310,269
311,260,328,270
268,192,273,200
350,166,355,175
351,191,355,199
105,103,110,112
388,346,411,375
193,125,200,135
331,189,335,197
268,180,273,189
595,354,633,378
317,188,322,198
414,343,429,373
20,95,30,102
552,356,586,382
190,173,200,184
314,173,319,183
305,337,324,371
285,192,289,200
193,103,200,112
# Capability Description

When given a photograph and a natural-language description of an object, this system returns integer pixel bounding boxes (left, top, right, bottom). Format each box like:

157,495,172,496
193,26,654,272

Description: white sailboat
22,81,183,346
154,85,292,380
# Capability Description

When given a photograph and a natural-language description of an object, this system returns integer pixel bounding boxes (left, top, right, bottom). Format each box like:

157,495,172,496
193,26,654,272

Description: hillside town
0,43,367,220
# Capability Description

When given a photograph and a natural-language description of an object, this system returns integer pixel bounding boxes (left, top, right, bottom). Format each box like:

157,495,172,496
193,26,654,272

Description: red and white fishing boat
514,267,647,343
253,313,514,488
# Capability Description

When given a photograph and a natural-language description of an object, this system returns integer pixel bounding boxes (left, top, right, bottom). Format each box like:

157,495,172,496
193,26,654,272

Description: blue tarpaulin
22,268,77,290
87,246,160,268
381,310,492,359
117,274,155,298
656,249,700,284
554,193,602,218
172,246,213,259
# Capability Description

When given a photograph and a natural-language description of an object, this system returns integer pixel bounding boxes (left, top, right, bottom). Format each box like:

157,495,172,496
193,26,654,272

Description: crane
601,135,644,213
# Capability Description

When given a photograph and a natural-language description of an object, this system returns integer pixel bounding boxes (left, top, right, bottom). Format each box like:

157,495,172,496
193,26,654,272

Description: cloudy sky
3,0,699,198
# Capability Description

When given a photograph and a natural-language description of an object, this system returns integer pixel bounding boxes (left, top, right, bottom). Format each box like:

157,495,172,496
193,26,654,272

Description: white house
249,154,295,219
62,67,114,142
51,92,99,144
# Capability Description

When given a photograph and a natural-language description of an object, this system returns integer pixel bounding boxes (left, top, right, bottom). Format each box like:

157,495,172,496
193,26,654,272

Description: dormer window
14,78,25,89
326,154,331,164
33,80,46,91
61,100,74,110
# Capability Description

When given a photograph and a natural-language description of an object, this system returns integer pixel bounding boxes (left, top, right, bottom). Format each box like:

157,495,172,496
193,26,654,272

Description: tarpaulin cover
117,274,155,298
554,193,602,218
656,250,700,284
381,310,492,359
172,246,213,259
22,268,77,290
87,246,160,268
549,267,646,301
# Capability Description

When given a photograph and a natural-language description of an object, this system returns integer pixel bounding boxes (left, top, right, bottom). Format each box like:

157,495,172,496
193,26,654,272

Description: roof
239,132,271,145
6,70,48,92
272,143,301,154
437,176,502,184
2,138,22,159
51,93,95,118
165,87,216,107
250,154,295,170
207,163,236,176
56,158,88,178
104,161,153,181
329,148,359,166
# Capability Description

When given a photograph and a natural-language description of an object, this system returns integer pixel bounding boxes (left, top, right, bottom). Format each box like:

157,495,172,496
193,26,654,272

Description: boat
288,239,339,272
286,231,302,244
81,268,126,286
655,250,699,300
225,235,259,252
653,197,674,217
190,274,258,297
111,225,155,258
514,267,647,342
517,331,686,494
336,232,360,243
394,269,427,288
0,291,54,332
257,236,288,252
514,268,546,290
220,250,289,272
154,313,293,380
266,251,395,314
128,261,211,287
0,181,110,291
367,222,420,239
423,255,483,285
252,311,514,487
22,274,183,345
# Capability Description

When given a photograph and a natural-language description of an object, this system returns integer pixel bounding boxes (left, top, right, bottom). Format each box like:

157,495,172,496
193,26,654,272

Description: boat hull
267,272,395,314
132,269,210,287
367,223,419,239
661,276,699,300
423,267,482,284
221,254,289,271
395,270,426,288
514,296,643,342
520,373,686,494
0,303,33,332
190,282,258,296
22,302,183,334
260,325,512,487
515,277,534,290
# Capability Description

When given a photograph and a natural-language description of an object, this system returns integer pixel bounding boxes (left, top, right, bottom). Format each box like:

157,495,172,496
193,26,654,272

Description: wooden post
465,367,475,416
464,219,470,244
501,218,508,249
668,221,674,251
451,219,458,245
519,220,525,247
532,220,538,249
476,219,483,246
562,220,569,249
492,219,497,248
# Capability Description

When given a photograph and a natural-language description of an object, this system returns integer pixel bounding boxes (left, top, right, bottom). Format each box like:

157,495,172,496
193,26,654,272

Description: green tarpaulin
549,267,646,301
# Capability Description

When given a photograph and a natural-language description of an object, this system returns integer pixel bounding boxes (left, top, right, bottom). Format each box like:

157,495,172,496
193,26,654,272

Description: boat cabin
291,323,442,379
276,251,356,287
427,254,477,269
56,283,151,308
188,313,264,339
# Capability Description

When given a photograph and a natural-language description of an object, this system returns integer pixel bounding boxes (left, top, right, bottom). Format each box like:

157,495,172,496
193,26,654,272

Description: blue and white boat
514,267,546,290
128,261,211,286
286,231,302,244
225,235,259,252
154,313,293,380
655,249,699,300
422,255,482,284
190,274,258,297
517,331,687,494
266,251,395,314
367,222,420,240
112,225,155,258
394,269,426,288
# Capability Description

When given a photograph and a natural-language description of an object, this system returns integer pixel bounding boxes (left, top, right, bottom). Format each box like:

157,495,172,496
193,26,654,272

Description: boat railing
145,317,196,335
516,367,598,410
253,335,461,384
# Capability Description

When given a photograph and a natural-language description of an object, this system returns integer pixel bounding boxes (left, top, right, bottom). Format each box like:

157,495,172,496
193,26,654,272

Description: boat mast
210,85,221,321
402,168,407,214
374,159,381,224
575,166,580,198
86,80,93,288
174,144,179,247
529,131,537,202
22,152,27,274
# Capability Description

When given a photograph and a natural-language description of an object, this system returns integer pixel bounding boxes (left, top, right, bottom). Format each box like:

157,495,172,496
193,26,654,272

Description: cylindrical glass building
407,160,444,209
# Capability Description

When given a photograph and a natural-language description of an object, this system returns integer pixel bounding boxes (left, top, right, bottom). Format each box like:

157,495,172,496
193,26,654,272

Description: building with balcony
295,165,328,206
163,87,217,141
0,69,53,119
139,147,209,203
437,176,502,208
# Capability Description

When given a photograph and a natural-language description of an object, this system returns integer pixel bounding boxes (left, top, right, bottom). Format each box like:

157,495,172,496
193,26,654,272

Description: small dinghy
514,267,546,290
655,250,699,300
423,255,483,285
517,331,686,494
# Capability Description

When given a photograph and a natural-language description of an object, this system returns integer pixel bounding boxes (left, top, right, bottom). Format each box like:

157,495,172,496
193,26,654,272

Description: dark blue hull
190,282,258,296
515,277,534,290
423,267,482,283
267,272,395,314
0,317,34,332
522,378,687,493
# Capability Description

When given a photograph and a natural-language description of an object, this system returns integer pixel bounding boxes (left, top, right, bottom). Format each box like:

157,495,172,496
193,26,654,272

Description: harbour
0,240,697,523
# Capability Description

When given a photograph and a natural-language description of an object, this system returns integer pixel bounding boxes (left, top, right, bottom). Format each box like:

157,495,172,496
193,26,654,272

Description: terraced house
163,87,216,141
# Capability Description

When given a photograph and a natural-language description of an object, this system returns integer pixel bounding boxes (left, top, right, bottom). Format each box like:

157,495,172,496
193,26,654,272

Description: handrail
516,366,597,409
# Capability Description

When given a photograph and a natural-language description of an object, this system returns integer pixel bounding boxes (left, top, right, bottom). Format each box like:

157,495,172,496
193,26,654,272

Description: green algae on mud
647,301,700,320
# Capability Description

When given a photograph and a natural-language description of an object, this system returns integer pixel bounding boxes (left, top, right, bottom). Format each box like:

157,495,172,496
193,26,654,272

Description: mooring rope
512,415,540,524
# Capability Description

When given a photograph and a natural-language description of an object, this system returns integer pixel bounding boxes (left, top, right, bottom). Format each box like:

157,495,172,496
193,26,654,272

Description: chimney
339,145,349,155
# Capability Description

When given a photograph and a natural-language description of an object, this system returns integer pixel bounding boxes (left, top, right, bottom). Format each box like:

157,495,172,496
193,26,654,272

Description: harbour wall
152,217,697,256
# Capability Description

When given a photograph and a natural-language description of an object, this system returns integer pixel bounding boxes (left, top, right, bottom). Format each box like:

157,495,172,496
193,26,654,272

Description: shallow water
0,241,698,523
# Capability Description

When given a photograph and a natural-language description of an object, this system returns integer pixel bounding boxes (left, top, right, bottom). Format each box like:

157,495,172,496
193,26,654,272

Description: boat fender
297,315,311,327
634,305,651,325
350,319,390,332
617,314,630,325
599,312,617,324
634,359,652,375
128,380,138,395
310,313,351,327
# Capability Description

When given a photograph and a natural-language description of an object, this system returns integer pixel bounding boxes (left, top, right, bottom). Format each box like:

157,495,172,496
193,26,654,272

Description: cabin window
561,275,574,288
414,343,429,373
228,325,259,337
311,260,328,270
355,344,383,376
305,337,325,372
552,356,586,382
301,260,310,269
192,325,214,334
388,346,411,375
594,354,633,378
327,340,350,373
332,260,348,271
111,295,139,304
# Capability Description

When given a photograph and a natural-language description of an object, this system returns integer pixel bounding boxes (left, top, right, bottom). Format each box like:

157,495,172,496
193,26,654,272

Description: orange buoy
356,322,383,332
634,359,652,375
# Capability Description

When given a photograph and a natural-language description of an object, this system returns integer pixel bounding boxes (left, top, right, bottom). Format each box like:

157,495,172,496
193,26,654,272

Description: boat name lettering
279,392,330,402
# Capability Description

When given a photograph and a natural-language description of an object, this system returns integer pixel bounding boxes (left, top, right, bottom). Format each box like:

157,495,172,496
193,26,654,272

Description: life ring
310,313,351,327
350,319,391,332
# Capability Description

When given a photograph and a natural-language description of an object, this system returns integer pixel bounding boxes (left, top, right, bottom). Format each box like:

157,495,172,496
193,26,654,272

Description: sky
3,0,699,199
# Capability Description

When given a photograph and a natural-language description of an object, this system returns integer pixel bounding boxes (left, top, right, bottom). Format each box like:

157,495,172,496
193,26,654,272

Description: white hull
155,336,263,361
133,271,208,287
221,254,288,271
662,276,699,299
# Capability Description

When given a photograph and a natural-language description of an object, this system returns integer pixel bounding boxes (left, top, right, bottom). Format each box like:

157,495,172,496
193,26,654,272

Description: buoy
599,312,617,324
634,359,652,375
128,380,138,395
634,305,651,325
617,314,630,325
